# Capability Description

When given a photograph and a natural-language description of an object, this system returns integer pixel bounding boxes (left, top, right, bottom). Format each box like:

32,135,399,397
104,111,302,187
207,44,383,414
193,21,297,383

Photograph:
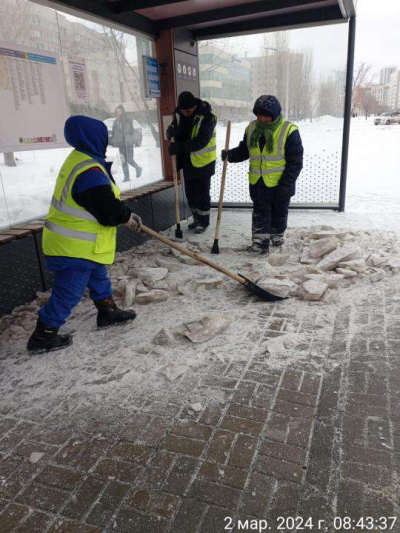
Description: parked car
376,111,400,125
374,112,391,125
103,118,143,147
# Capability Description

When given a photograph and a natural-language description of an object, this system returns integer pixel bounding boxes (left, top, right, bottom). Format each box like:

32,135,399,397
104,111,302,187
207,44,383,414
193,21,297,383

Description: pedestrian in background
112,105,142,182
222,95,303,254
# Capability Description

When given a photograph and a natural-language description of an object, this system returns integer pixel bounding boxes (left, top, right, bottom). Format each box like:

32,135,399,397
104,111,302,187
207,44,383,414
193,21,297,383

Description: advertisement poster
0,41,68,152
68,55,90,105
142,55,161,98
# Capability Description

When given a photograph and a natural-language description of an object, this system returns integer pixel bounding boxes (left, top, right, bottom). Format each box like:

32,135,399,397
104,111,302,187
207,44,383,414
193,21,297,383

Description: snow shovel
211,120,231,254
171,137,183,239
140,224,285,302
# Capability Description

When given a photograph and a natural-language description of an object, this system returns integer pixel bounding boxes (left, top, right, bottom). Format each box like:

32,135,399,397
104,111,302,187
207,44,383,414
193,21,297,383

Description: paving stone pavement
0,277,399,533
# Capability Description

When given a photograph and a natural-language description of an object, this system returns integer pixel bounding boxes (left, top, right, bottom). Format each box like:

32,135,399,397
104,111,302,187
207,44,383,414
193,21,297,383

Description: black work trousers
249,178,291,245
119,145,140,181
184,174,211,227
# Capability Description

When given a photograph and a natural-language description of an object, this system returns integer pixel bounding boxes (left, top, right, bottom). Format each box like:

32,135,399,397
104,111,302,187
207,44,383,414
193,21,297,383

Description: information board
142,55,161,98
0,41,68,152
68,55,90,105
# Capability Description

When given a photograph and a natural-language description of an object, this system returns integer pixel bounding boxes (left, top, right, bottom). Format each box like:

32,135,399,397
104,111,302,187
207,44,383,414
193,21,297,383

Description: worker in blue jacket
27,116,142,354
222,95,303,254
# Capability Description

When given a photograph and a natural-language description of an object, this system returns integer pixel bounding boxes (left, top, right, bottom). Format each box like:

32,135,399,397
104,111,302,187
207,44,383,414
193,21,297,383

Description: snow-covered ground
0,116,399,230
1,218,399,410
0,115,399,417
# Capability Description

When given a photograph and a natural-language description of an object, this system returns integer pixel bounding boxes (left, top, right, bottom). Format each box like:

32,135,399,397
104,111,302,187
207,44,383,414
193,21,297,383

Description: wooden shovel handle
214,120,231,241
171,137,181,225
140,224,246,285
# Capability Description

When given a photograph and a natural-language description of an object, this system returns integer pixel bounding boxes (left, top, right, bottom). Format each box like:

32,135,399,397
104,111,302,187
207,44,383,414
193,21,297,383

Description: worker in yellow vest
167,91,217,234
222,95,303,254
27,116,142,354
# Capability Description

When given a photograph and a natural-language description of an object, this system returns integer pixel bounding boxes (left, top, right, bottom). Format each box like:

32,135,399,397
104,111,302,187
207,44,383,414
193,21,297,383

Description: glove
221,149,230,162
276,182,293,197
168,142,179,156
166,124,177,140
125,213,142,233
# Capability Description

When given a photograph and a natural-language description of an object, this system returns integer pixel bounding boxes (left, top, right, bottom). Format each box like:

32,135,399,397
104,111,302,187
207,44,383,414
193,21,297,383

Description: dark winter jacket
64,116,131,228
111,114,135,148
173,99,216,180
228,125,304,197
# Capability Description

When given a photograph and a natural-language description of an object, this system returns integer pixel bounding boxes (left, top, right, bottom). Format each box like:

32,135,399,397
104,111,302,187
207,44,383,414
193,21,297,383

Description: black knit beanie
252,95,282,121
178,91,197,110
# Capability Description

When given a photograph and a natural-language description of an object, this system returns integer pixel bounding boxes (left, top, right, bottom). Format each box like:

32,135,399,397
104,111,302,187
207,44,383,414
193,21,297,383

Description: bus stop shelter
0,0,356,315
40,0,357,211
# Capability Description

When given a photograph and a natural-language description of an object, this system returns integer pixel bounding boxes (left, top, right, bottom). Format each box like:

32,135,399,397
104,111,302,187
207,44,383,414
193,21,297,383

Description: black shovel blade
211,239,220,254
238,274,287,302
175,224,183,239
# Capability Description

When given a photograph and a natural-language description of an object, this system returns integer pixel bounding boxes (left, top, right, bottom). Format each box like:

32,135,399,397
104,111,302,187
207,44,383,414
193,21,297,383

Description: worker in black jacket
167,91,217,234
222,95,303,254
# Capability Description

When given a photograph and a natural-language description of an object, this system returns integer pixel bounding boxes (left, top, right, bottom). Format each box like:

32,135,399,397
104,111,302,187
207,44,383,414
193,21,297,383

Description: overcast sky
241,0,400,79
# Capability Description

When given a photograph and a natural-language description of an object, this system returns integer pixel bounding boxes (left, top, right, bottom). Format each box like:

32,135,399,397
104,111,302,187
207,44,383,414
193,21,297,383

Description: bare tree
351,62,376,114
357,89,381,119
0,0,28,43
199,38,244,74
318,78,337,117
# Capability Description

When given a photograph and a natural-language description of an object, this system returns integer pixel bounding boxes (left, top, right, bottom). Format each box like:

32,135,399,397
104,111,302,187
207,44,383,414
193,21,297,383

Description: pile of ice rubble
245,226,400,302
112,225,400,306
0,225,399,350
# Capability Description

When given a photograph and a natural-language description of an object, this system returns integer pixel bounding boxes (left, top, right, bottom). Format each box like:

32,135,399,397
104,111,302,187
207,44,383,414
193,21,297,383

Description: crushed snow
0,214,399,419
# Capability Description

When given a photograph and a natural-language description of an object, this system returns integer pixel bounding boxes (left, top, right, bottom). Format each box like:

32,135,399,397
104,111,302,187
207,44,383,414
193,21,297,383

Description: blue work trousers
39,257,112,328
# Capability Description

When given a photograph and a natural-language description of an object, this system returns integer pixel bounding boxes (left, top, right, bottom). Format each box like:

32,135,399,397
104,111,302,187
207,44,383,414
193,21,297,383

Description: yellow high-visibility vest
246,118,298,187
42,150,120,265
175,112,217,168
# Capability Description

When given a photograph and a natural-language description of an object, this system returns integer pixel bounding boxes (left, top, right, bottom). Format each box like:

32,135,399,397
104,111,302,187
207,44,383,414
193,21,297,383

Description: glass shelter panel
0,0,162,230
199,25,348,207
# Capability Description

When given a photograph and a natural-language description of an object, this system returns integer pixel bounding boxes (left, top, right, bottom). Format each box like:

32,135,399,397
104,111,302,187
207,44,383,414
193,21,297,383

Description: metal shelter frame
36,0,357,211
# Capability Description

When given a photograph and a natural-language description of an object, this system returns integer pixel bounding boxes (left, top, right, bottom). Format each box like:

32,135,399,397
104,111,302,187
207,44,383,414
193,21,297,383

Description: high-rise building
248,55,278,102
389,70,400,110
380,66,396,86
199,43,252,121
370,84,390,108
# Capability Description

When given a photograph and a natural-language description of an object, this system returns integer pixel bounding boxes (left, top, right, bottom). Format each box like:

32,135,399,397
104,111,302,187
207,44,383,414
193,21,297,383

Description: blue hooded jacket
65,115,108,166
44,116,131,271
64,115,114,194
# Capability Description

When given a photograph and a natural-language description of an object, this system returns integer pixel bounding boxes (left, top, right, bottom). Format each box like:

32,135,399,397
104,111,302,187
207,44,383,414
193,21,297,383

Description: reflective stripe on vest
45,220,97,242
246,118,297,187
51,196,97,222
42,151,120,265
175,111,217,168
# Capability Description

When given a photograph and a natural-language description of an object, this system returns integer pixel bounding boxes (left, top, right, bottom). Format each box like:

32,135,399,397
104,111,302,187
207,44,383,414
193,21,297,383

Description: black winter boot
94,297,137,328
27,320,72,354
271,233,285,246
195,225,209,235
246,241,270,255
188,215,199,230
